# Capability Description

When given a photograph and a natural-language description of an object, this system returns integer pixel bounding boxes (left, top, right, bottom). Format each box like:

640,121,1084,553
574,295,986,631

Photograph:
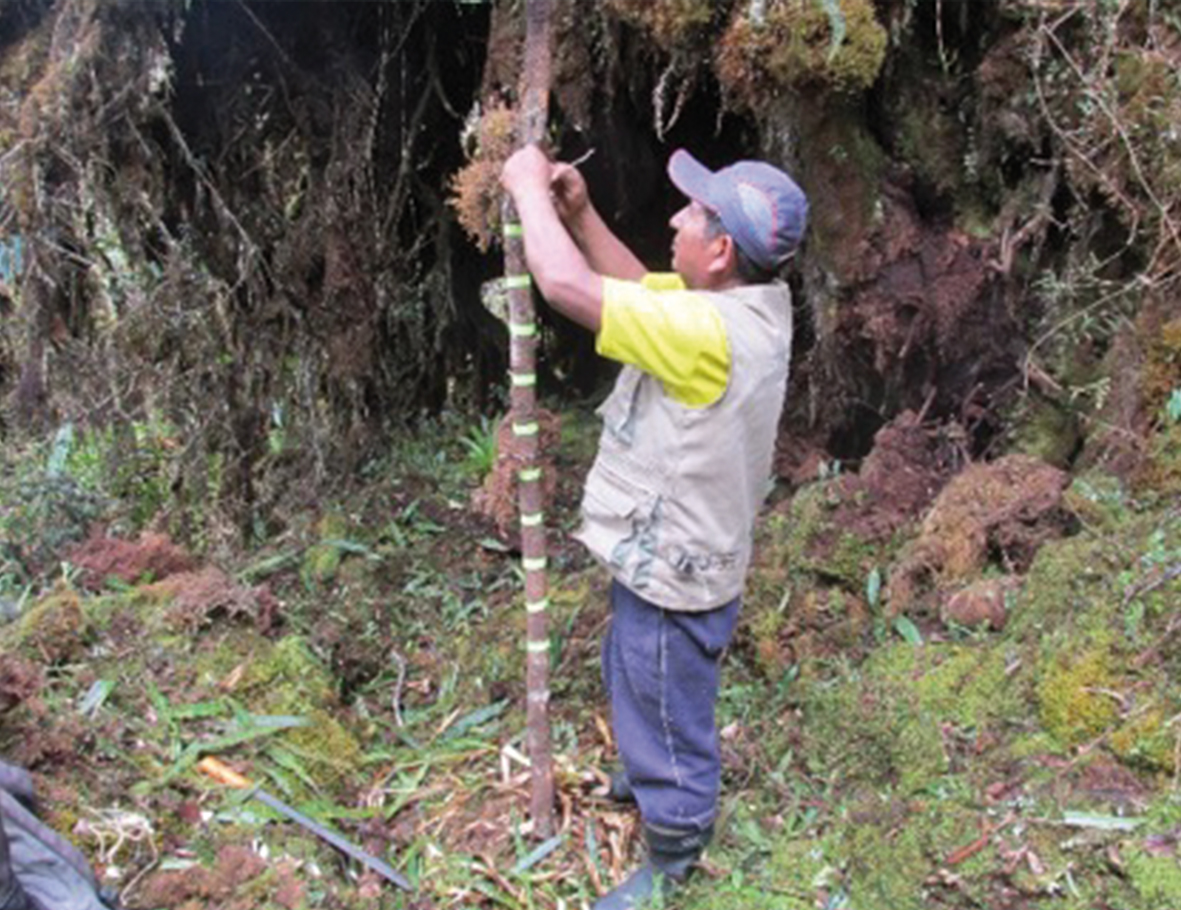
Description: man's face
670,200,725,289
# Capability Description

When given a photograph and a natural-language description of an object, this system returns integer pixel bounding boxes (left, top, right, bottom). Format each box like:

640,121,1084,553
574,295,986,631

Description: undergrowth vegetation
2,402,1180,909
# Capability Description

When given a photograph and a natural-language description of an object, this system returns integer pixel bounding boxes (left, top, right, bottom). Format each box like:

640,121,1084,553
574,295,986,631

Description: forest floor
2,404,1181,910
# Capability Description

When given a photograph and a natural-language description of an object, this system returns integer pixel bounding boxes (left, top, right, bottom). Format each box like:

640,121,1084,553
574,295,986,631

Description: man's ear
706,233,737,277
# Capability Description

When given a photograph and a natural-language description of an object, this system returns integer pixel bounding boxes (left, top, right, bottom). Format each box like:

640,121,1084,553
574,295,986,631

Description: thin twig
390,648,407,728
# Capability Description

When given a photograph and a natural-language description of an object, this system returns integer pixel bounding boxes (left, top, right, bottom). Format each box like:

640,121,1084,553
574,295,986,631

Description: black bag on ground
0,759,115,910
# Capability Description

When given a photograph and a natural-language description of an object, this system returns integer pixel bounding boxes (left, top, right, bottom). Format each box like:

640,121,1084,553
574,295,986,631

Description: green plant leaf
1166,388,1181,424
78,679,114,717
866,567,882,610
1061,811,1144,831
511,834,563,874
441,699,509,740
893,615,923,645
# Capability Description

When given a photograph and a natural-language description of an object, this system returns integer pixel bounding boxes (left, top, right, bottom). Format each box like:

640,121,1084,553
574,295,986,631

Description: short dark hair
702,208,777,284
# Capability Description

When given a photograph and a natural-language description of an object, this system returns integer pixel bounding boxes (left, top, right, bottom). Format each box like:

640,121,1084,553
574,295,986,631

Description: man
501,145,807,909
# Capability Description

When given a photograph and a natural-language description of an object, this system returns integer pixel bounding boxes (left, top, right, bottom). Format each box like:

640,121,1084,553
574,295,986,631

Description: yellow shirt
598,274,731,408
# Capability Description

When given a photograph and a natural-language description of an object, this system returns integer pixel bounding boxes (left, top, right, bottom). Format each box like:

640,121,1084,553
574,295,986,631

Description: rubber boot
592,824,712,910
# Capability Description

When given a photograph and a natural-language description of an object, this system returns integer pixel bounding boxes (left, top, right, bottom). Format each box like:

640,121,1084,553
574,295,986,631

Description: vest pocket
579,461,662,591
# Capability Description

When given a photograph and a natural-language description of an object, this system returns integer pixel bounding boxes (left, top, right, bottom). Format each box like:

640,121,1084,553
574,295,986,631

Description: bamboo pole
501,0,554,839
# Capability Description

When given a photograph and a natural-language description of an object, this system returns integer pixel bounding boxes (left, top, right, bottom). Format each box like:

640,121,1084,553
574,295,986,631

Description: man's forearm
568,206,648,282
515,189,604,333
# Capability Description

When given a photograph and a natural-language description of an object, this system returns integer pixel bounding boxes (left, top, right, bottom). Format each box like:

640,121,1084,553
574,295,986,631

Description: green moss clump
8,586,88,662
1007,534,1117,641
800,641,1029,796
780,481,893,588
1062,472,1132,533
1037,646,1120,748
244,635,337,707
1010,397,1082,469
300,512,355,587
764,839,832,907
1110,708,1178,772
829,800,984,910
715,0,887,109
1126,846,1181,907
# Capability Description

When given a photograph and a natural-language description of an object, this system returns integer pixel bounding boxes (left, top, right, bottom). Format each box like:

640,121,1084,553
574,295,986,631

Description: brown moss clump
143,566,261,633
1141,318,1181,412
0,653,43,714
68,531,196,591
888,455,1071,611
715,0,887,110
602,0,718,52
471,409,561,542
449,101,518,251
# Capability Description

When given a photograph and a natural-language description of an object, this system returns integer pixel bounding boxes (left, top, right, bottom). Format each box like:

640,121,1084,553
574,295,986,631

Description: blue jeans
601,580,740,832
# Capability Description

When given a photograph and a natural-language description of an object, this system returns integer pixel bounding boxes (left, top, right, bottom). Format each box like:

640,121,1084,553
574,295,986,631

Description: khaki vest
575,282,792,611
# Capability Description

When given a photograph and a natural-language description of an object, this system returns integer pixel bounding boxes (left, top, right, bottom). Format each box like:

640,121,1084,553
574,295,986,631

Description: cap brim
667,149,719,210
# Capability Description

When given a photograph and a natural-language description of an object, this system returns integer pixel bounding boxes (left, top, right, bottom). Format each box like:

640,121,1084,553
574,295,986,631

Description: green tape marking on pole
522,556,547,572
526,597,549,614
503,222,524,238
521,512,544,527
511,372,537,387
526,639,550,654
513,421,540,437
504,274,532,289
519,467,542,482
509,322,538,338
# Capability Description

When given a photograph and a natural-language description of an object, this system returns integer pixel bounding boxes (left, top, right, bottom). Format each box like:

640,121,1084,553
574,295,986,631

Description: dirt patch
68,532,196,590
135,844,268,909
888,454,1072,611
832,409,961,541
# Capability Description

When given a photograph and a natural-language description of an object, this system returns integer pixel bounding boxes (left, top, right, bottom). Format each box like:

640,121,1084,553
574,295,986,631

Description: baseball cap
667,149,808,272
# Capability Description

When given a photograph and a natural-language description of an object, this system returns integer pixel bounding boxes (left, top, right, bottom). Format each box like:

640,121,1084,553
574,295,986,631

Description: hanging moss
601,0,721,52
714,0,887,110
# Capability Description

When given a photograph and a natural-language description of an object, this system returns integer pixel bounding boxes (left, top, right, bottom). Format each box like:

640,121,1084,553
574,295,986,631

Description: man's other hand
550,162,589,225
501,144,552,202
